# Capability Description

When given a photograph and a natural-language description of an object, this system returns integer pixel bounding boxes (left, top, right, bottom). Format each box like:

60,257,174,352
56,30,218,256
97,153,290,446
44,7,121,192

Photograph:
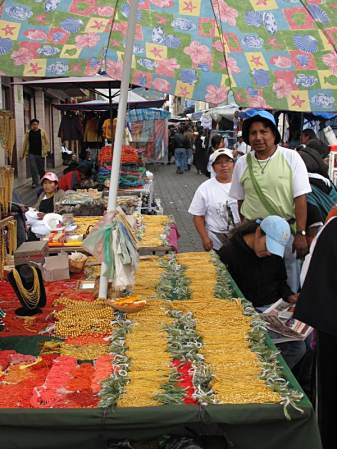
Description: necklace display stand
7,264,46,316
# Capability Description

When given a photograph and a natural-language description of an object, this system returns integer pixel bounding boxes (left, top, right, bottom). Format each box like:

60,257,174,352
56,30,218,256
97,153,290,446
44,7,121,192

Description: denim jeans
187,148,193,165
175,148,187,172
29,154,45,186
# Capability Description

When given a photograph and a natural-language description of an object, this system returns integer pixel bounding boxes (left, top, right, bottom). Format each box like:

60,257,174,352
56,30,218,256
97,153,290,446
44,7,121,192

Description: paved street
151,163,205,252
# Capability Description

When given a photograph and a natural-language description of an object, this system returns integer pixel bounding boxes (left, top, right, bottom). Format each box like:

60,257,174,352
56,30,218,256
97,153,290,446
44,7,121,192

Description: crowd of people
188,109,337,449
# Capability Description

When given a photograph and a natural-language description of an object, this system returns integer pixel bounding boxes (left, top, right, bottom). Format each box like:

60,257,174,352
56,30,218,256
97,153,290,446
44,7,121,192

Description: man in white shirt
233,131,250,158
229,110,311,291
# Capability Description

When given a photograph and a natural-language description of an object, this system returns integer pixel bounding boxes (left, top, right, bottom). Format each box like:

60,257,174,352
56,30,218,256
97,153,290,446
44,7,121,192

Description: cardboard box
14,241,48,266
43,254,70,282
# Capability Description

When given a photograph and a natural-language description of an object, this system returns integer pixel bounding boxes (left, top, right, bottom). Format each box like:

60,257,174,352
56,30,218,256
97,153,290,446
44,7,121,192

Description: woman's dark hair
63,161,78,175
229,219,264,239
302,129,317,140
297,147,329,178
211,134,223,149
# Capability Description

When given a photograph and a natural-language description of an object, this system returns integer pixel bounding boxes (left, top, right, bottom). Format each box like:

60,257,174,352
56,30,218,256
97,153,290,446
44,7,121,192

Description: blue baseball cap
259,215,291,258
242,110,281,145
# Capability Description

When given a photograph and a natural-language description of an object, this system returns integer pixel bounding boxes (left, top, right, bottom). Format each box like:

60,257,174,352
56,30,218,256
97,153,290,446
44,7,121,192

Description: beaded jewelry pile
0,253,303,416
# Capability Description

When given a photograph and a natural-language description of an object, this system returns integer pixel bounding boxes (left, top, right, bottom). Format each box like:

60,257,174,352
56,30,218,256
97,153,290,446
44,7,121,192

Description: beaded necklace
12,266,40,309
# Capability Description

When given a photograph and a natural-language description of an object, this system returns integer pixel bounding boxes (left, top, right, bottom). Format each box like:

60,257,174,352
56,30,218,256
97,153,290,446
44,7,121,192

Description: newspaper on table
262,299,313,344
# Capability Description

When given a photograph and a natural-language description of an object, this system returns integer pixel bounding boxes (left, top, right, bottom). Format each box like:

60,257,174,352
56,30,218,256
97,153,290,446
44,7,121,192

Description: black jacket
294,218,337,338
218,232,293,308
297,144,329,178
173,132,189,149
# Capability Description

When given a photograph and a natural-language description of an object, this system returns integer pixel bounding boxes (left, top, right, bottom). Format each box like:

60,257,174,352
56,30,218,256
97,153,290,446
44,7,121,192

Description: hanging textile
58,112,83,141
83,117,101,144
0,111,15,163
129,119,168,163
127,109,170,123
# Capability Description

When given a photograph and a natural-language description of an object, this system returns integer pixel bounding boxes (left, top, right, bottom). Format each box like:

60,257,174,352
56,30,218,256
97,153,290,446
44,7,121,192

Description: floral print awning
0,0,337,111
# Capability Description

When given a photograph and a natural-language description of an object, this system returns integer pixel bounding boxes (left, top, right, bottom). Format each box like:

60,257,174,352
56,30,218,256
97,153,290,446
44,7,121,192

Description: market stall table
0,253,321,449
46,215,179,255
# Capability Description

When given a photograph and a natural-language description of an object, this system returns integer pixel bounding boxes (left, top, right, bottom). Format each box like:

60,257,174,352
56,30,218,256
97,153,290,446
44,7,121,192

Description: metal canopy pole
98,0,138,299
109,86,113,143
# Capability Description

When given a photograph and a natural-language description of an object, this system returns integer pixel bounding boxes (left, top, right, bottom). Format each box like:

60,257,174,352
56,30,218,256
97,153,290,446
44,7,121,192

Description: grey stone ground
151,163,205,252
16,163,205,253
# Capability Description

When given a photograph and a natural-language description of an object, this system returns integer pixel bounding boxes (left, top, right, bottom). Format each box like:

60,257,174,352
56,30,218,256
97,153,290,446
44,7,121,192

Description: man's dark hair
211,134,223,148
30,118,39,125
302,129,317,140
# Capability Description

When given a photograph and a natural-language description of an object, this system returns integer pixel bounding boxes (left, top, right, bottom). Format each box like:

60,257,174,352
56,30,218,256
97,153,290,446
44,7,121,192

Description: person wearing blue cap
229,110,311,292
218,215,306,369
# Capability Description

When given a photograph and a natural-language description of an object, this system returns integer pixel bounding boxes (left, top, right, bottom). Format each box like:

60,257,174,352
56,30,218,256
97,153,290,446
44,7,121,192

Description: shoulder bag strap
246,153,279,216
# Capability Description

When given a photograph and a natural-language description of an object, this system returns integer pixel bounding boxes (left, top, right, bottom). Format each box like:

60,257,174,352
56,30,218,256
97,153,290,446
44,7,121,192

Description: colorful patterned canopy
0,0,337,111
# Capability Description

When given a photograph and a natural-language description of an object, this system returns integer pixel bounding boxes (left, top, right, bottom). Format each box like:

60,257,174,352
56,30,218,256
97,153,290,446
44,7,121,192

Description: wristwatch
296,230,306,236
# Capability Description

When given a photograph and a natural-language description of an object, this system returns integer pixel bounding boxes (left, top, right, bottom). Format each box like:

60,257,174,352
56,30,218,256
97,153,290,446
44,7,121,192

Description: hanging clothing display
102,118,117,141
58,112,83,141
83,117,101,144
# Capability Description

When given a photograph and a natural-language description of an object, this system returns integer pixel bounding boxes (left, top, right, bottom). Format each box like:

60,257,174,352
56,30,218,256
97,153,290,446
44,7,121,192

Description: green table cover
0,275,322,449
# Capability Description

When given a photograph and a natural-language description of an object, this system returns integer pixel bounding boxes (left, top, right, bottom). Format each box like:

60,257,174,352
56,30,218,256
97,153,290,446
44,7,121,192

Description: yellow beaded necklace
12,266,41,309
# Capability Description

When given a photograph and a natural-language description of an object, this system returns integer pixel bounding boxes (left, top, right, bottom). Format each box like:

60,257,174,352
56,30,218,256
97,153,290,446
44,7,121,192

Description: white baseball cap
209,148,234,165
41,172,59,183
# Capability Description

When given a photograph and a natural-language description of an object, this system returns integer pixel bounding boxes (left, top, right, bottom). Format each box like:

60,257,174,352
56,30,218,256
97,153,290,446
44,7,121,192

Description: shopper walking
194,126,206,174
229,110,311,292
173,124,189,174
22,119,49,188
184,124,195,171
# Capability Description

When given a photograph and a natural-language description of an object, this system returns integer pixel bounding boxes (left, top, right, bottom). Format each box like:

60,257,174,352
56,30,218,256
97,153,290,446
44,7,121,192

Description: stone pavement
15,163,206,253
150,163,205,253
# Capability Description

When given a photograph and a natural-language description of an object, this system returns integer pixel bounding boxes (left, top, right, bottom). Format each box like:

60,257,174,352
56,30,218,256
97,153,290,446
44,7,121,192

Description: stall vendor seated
218,215,306,369
35,172,64,217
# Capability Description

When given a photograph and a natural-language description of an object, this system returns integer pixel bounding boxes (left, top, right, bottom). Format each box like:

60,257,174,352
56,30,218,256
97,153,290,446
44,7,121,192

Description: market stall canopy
54,90,166,111
168,117,190,123
312,112,337,120
1,1,337,111
11,76,124,91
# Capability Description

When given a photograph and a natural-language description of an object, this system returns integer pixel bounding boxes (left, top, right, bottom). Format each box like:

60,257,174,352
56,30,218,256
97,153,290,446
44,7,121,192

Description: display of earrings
0,166,14,218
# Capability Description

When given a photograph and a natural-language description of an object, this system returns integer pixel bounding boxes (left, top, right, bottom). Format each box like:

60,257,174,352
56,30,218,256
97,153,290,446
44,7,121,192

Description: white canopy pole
98,0,138,299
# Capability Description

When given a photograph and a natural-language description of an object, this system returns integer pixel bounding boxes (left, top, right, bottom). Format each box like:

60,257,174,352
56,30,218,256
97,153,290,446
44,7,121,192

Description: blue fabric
127,108,170,123
312,113,337,120
307,184,337,221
